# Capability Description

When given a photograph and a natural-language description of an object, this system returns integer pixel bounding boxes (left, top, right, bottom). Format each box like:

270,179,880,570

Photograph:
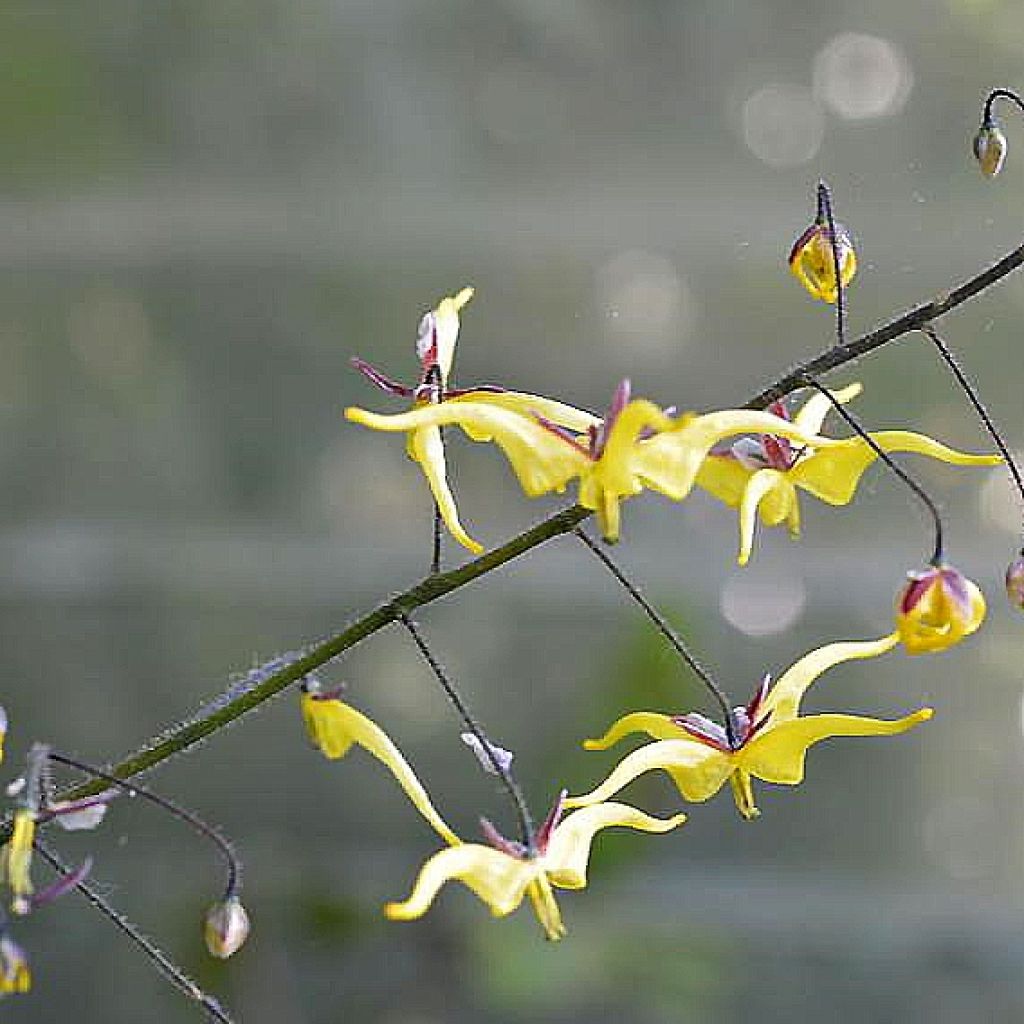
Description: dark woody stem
982,87,1024,125
573,526,736,741
816,181,847,349
425,363,445,576
802,374,945,566
397,611,536,853
34,839,234,1024
47,750,241,900
919,325,1024,554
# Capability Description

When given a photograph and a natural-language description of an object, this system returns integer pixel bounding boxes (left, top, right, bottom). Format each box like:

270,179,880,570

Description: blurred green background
1,2,1023,1021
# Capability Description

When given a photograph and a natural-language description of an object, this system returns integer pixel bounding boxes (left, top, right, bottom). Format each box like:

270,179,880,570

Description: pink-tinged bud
0,934,30,995
895,564,986,655
973,122,1007,178
203,897,250,959
1005,556,1024,610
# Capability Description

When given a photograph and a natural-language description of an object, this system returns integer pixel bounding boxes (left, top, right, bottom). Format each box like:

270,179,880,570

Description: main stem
17,221,1024,841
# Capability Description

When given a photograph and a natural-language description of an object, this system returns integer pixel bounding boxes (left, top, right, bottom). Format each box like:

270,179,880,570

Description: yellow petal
346,403,588,498
582,712,686,751
565,739,733,808
693,454,753,509
543,802,687,889
792,382,863,436
526,875,567,940
408,424,484,554
637,409,837,503
4,811,35,910
792,432,1001,507
737,469,791,567
303,696,460,846
453,390,600,436
729,769,760,820
432,287,474,384
897,574,986,655
384,843,536,921
739,708,933,785
761,634,900,723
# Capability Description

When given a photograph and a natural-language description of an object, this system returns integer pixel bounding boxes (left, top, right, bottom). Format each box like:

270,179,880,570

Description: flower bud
0,934,30,995
1005,555,1024,610
895,564,986,655
973,122,1007,178
788,220,857,303
203,896,250,959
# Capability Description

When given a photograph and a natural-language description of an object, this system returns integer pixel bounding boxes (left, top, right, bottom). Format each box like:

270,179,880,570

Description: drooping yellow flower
300,687,460,847
3,811,35,915
0,934,30,996
695,383,1002,566
349,379,840,543
566,634,931,820
896,564,986,654
789,217,857,303
385,791,686,940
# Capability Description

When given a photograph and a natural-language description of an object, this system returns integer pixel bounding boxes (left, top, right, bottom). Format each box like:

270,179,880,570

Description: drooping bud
204,896,250,959
895,564,986,655
788,219,857,303
1005,555,1024,610
973,121,1007,178
0,934,30,995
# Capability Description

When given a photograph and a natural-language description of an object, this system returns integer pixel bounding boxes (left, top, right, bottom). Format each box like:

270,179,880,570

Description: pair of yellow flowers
345,289,999,567
301,630,929,942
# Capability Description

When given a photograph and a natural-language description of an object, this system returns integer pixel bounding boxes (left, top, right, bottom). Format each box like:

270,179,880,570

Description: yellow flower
384,791,686,940
695,383,1002,566
0,934,30,996
3,811,35,915
789,218,857,302
300,687,460,847
896,564,986,654
566,634,932,820
349,379,839,543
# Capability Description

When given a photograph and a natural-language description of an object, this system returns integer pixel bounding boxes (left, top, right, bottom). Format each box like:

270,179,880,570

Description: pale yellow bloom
385,796,686,940
695,383,1002,566
567,634,931,820
789,219,857,303
300,690,460,846
896,564,986,655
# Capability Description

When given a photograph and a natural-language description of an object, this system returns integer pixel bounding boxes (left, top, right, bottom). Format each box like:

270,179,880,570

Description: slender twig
803,374,945,565
34,840,234,1024
817,181,847,348
919,325,1024,553
47,751,240,899
573,527,734,733
397,611,535,851
15,223,1024,847
431,502,443,575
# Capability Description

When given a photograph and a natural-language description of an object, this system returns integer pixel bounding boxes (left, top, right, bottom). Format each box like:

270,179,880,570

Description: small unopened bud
0,934,30,995
204,896,250,959
1005,556,1024,610
973,122,1007,178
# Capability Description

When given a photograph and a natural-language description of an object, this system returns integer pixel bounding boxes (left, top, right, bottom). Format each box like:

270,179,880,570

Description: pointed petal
693,454,753,509
525,876,567,940
543,802,687,889
346,403,588,498
408,424,484,554
792,383,863,436
582,712,686,750
384,844,535,921
761,634,900,722
792,432,1001,507
306,697,461,846
739,708,933,784
432,287,474,383
565,739,733,808
737,469,790,567
454,391,600,435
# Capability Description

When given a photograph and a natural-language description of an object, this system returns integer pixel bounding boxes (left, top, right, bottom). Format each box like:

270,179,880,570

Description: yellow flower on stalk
566,634,932,820
300,685,460,847
3,811,35,915
385,790,686,941
789,217,857,303
695,382,1002,566
349,379,840,544
895,564,986,655
348,287,600,554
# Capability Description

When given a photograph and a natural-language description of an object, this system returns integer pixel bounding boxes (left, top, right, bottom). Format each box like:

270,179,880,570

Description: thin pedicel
817,180,848,348
397,611,537,852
